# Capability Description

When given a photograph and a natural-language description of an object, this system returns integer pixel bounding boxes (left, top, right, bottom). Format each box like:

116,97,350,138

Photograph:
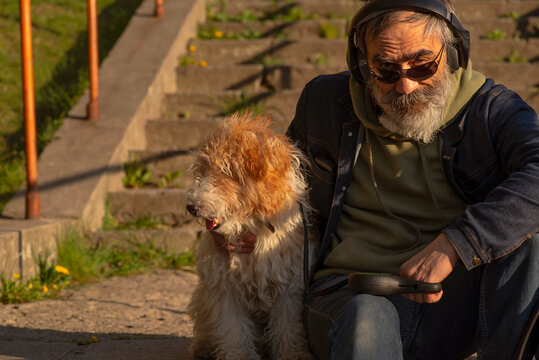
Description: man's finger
402,290,443,303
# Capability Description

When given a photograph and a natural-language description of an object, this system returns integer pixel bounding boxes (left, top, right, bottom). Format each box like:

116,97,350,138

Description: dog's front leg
189,284,217,359
210,289,261,360
267,290,314,360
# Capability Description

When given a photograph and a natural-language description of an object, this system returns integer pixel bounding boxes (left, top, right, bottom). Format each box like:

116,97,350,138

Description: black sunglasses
369,45,445,84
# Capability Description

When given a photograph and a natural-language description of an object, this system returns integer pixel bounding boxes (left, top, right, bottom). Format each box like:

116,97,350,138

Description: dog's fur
185,113,314,360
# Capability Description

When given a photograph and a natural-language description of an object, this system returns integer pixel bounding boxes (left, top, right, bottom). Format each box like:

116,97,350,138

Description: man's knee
328,295,402,359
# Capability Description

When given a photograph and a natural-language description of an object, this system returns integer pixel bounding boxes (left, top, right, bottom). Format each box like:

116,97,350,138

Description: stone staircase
101,0,538,262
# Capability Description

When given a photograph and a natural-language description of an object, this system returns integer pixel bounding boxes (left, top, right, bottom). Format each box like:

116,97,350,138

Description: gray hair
354,0,457,55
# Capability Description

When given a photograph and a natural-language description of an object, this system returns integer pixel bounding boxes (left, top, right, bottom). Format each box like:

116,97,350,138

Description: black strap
300,202,310,293
301,202,348,297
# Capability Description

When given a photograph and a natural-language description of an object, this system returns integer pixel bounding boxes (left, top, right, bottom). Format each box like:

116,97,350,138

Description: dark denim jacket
287,72,539,274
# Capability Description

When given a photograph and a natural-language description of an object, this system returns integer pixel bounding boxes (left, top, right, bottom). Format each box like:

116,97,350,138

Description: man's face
365,14,453,143
365,16,446,97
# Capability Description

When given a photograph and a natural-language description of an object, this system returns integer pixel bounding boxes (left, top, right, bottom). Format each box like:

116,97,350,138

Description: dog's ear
242,134,267,181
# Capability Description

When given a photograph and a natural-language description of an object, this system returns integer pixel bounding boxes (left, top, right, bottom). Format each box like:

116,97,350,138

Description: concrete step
177,62,538,92
199,18,538,40
199,19,349,40
108,188,192,227
474,62,539,88
188,38,347,66
130,150,196,188
161,89,301,126
146,116,291,153
209,1,539,21
177,64,266,92
86,225,203,255
188,38,539,66
146,117,223,150
177,63,346,92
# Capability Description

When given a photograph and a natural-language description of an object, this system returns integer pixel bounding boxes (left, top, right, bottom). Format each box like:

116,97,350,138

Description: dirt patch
0,269,198,359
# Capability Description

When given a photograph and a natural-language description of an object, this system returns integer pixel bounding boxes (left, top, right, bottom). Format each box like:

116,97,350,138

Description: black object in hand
348,272,442,296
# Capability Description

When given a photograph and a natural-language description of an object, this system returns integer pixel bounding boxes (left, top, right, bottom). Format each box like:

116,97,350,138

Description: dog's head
185,113,306,235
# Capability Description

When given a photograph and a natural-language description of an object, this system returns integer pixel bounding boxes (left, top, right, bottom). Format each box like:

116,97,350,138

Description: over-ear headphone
347,0,470,83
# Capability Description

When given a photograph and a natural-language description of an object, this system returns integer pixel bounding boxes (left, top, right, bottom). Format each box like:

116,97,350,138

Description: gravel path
0,269,197,360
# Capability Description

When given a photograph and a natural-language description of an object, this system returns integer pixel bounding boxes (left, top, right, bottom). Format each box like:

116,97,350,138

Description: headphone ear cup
446,43,460,71
356,48,371,82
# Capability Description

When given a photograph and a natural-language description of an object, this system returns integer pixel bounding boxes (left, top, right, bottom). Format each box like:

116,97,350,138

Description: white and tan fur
185,113,315,360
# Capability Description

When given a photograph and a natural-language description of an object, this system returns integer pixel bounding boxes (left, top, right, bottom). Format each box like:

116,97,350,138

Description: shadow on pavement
0,326,192,360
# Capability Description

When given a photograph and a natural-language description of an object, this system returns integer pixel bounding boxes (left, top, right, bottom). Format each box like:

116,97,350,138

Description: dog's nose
186,204,198,216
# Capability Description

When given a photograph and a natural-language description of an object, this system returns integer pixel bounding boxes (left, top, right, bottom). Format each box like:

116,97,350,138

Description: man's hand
210,231,257,254
400,233,459,303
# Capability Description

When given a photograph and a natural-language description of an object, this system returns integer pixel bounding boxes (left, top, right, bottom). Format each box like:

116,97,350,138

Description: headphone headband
348,0,470,83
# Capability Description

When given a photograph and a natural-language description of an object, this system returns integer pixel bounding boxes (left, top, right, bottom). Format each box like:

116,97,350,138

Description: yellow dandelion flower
199,60,208,67
91,336,99,342
13,273,20,280
43,285,49,293
214,30,223,38
28,283,33,289
52,284,58,290
188,44,196,53
55,265,70,275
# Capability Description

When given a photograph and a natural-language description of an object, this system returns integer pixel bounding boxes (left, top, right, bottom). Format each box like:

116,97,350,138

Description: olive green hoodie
314,62,486,279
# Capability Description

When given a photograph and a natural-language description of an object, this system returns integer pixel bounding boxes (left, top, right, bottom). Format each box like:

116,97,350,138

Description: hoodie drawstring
417,142,451,226
366,129,423,251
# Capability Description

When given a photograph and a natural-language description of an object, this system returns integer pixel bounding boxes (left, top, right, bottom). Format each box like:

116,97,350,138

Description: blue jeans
303,237,538,360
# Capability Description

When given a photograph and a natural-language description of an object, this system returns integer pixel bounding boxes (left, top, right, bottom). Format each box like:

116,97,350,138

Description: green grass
0,226,197,304
0,0,145,213
213,93,272,116
309,53,330,66
486,29,508,40
0,252,70,304
197,26,263,40
494,49,528,63
319,23,341,39
206,1,318,23
500,11,520,20
59,228,196,281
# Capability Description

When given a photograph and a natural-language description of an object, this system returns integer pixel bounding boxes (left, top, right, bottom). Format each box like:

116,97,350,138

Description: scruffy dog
185,113,314,360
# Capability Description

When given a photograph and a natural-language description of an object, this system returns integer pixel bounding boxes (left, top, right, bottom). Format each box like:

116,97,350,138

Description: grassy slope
0,0,144,213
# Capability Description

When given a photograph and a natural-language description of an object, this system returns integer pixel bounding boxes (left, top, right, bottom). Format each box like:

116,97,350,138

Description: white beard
368,68,452,143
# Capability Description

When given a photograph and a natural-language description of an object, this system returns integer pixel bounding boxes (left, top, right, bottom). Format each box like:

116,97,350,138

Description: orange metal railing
19,0,164,218
87,0,99,120
155,0,164,17
19,0,40,219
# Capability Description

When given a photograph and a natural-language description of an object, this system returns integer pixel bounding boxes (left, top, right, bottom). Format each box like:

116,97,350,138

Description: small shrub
500,11,520,20
319,23,340,39
486,29,507,40
122,156,153,189
309,53,330,66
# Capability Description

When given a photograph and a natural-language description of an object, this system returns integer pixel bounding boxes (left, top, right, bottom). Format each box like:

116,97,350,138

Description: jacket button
472,257,482,266
342,186,347,191
347,131,353,137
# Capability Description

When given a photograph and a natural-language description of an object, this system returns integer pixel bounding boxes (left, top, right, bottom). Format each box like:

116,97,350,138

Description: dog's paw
189,339,214,359
277,352,316,360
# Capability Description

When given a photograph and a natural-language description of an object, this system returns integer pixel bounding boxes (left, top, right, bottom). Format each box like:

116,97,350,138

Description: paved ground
0,270,197,360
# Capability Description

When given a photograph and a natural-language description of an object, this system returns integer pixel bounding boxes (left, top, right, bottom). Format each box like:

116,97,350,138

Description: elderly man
284,0,538,359
212,0,538,358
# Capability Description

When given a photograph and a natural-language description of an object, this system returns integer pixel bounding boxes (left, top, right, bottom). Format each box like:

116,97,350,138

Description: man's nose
395,77,419,95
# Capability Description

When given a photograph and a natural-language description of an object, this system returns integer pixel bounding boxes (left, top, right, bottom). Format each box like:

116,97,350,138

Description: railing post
19,0,40,219
87,0,99,120
154,0,164,17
